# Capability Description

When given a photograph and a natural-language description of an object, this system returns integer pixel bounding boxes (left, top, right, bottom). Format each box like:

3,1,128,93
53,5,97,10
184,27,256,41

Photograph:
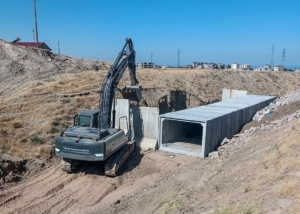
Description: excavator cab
120,85,142,102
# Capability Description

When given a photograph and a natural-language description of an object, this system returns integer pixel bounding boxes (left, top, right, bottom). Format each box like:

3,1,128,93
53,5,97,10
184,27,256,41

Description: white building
231,62,239,70
240,64,251,70
274,65,284,71
136,62,155,69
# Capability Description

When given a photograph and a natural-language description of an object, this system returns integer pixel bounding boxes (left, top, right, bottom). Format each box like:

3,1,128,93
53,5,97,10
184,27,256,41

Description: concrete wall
114,100,159,150
222,89,247,101
114,99,130,132
132,106,159,150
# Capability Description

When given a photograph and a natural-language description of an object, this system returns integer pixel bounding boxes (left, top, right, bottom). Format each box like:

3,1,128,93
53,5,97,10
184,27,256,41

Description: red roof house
10,42,52,51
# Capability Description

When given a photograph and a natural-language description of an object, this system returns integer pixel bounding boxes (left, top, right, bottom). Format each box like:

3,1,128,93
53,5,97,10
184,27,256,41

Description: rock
221,138,230,146
208,151,219,158
114,199,121,204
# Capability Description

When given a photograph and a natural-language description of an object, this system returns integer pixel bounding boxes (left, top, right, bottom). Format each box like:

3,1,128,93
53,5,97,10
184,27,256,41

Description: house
263,64,271,70
203,62,217,69
274,65,284,71
240,64,251,70
295,68,300,72
218,63,225,69
192,62,200,68
136,62,155,69
231,62,239,70
10,42,52,51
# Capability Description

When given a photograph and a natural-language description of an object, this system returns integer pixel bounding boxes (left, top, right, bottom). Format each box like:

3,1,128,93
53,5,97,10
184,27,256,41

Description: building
240,64,251,70
136,62,155,69
218,63,225,69
231,62,239,70
263,64,271,70
295,68,300,72
274,65,284,71
10,42,52,51
202,62,217,69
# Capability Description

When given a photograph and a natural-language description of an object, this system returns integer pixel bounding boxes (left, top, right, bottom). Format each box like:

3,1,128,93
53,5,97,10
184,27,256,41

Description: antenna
281,49,285,68
177,49,180,68
270,45,274,69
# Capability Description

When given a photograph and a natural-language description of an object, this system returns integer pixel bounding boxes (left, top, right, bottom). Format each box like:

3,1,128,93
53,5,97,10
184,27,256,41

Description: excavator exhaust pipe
120,85,142,102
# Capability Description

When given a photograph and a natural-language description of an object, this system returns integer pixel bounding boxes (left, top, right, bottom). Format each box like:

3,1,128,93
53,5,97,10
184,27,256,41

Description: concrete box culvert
159,95,276,157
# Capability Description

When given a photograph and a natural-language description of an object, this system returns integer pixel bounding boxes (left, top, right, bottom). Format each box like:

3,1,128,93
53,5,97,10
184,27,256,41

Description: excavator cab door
120,85,142,102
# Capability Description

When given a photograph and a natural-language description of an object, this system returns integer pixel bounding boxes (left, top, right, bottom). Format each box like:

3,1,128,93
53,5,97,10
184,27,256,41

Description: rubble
253,88,300,122
218,89,300,157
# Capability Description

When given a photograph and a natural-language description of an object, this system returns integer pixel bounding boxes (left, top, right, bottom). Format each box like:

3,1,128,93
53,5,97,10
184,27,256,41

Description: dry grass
277,177,298,196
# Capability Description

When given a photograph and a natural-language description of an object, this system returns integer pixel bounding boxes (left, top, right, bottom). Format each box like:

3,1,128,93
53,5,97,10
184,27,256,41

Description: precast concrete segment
132,106,159,150
222,89,247,101
113,99,130,133
159,95,276,157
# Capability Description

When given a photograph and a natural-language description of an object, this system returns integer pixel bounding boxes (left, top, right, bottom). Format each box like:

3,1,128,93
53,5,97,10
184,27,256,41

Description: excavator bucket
120,85,142,102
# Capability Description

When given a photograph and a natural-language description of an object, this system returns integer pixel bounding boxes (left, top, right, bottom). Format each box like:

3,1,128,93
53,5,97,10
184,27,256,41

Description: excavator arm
98,38,141,132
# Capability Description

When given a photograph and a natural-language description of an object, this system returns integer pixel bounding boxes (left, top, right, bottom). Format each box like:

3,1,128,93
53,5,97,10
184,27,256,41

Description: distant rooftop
10,42,52,51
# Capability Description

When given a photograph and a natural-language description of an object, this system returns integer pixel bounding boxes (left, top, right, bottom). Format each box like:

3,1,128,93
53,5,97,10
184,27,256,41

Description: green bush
13,122,23,129
31,136,45,144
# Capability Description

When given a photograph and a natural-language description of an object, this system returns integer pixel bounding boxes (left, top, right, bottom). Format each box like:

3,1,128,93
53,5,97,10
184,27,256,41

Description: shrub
31,136,45,144
13,122,23,129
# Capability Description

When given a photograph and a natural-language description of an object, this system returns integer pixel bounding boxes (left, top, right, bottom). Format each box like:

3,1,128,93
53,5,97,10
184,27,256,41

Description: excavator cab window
74,114,78,126
78,116,91,127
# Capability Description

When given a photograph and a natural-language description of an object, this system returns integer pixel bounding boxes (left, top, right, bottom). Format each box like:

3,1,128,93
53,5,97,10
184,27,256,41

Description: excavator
54,38,141,177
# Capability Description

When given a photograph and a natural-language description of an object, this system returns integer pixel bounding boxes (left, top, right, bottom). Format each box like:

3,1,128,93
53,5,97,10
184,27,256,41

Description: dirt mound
0,39,110,96
0,153,46,188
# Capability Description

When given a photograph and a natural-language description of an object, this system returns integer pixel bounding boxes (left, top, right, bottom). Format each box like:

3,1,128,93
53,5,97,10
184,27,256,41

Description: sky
0,0,299,67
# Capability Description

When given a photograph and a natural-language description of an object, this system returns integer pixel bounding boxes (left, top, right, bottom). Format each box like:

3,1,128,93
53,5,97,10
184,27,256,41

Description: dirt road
0,150,198,214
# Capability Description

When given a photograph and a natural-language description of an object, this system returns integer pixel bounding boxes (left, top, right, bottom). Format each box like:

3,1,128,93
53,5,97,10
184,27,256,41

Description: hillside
0,39,110,96
1,40,300,213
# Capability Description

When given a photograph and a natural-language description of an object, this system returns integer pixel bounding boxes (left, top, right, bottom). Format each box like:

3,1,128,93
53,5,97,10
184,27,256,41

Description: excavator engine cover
120,85,142,102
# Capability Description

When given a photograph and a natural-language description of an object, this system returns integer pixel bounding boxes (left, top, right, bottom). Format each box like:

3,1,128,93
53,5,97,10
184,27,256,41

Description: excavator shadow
72,147,144,176
117,146,144,176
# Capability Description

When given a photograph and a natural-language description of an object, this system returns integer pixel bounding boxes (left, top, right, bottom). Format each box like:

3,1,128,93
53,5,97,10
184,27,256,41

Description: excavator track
60,158,81,173
105,140,135,177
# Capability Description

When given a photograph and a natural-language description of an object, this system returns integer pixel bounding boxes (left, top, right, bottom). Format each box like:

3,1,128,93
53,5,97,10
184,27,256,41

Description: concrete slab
222,89,247,101
140,138,158,150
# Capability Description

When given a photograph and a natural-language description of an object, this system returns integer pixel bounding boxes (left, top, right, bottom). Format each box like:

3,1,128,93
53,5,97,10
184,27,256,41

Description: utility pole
58,41,60,54
177,49,180,68
33,0,39,49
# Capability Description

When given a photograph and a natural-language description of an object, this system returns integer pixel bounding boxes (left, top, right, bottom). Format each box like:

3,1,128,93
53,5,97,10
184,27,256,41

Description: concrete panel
114,99,130,132
222,89,247,101
133,106,159,150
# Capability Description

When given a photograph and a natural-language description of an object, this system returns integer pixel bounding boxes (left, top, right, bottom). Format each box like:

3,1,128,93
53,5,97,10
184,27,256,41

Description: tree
227,64,231,69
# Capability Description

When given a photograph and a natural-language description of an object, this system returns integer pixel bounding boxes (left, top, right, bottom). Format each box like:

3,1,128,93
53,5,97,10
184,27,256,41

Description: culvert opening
161,119,203,155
